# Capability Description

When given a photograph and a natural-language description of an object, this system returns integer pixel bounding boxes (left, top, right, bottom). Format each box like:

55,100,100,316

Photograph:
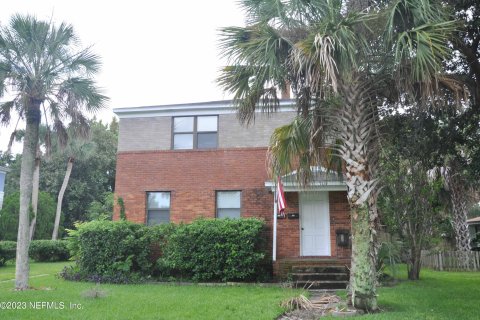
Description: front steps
291,265,349,289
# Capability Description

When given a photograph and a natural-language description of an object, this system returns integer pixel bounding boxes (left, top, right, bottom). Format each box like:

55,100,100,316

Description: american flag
277,177,287,217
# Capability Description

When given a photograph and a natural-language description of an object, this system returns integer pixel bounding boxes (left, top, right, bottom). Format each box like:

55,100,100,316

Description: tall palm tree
218,0,458,310
52,128,95,240
7,125,48,241
0,14,107,290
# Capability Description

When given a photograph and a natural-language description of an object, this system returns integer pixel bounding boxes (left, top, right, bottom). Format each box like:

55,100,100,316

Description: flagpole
273,185,277,262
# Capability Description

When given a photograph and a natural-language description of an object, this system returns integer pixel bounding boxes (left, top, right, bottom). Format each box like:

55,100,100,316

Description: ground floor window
147,192,170,225
216,191,241,219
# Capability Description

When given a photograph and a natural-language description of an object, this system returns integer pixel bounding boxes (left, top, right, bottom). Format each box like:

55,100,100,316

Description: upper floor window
173,116,218,149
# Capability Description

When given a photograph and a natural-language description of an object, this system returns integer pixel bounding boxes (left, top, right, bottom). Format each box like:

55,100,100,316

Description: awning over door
265,166,347,192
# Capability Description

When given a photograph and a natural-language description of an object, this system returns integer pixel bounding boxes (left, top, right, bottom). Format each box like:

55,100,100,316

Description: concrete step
294,280,349,290
291,265,348,274
291,272,349,281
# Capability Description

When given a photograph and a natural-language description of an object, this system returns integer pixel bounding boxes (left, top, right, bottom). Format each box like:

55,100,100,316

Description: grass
0,262,300,320
2,263,479,319
328,265,480,320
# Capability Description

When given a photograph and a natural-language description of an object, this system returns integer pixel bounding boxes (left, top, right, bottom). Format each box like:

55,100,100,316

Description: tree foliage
0,191,57,241
0,14,108,289
218,0,459,310
2,118,118,232
378,111,455,279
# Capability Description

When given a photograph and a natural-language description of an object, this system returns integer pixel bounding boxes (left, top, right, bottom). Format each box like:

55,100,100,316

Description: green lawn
0,262,299,320
1,263,479,320
329,265,480,320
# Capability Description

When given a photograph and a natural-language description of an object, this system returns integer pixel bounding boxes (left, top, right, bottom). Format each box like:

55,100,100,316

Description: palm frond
269,116,314,183
0,100,14,124
218,23,291,123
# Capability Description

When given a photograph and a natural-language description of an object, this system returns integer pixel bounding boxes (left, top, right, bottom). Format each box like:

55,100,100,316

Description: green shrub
29,240,70,262
0,241,16,266
0,191,57,241
158,218,266,281
66,220,154,280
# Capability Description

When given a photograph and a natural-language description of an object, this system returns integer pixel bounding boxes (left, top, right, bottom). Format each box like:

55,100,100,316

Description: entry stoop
291,265,349,289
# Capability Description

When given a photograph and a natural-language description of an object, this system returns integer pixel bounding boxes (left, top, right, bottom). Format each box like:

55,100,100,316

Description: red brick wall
115,147,273,221
329,191,352,258
277,193,300,259
114,148,351,260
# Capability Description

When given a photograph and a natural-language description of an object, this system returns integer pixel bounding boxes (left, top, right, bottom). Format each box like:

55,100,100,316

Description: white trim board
114,100,296,119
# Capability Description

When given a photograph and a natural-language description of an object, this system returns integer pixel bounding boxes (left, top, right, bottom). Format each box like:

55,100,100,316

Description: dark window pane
147,209,170,225
197,133,217,149
174,134,193,149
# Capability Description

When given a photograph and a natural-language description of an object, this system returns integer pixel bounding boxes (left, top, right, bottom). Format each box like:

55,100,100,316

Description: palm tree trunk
449,179,471,252
338,78,378,311
15,100,41,290
443,164,471,269
29,152,40,240
52,157,74,240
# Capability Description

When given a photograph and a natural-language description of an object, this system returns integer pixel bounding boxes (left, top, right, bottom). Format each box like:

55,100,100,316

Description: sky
0,0,246,152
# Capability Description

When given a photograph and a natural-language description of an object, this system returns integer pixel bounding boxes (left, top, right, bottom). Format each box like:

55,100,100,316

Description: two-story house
113,100,351,280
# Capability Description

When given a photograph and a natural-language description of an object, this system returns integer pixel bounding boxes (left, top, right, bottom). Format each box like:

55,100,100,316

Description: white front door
300,192,331,256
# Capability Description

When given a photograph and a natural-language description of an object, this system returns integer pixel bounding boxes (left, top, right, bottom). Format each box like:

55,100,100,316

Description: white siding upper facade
115,100,296,152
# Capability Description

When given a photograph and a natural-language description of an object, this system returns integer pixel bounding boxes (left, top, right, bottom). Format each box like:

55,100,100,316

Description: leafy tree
379,112,446,280
439,0,480,253
40,119,117,229
0,191,57,241
470,204,480,219
446,0,480,111
86,192,114,221
218,0,457,310
0,14,107,289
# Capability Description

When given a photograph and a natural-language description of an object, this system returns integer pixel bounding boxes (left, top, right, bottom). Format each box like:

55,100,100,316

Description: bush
158,218,266,281
0,192,57,241
29,240,70,262
66,220,156,281
0,241,16,266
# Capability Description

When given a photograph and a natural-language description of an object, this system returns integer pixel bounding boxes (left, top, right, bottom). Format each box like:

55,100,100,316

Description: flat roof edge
113,99,297,118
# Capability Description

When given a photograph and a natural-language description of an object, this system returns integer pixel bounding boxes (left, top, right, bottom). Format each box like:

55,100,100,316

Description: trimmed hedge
0,241,17,266
64,218,267,283
29,240,70,262
158,218,266,281
66,220,162,280
0,240,70,266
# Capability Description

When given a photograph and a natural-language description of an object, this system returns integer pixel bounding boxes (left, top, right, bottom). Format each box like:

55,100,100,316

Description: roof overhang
113,99,296,119
0,166,10,173
265,180,347,192
265,167,347,192
467,216,480,225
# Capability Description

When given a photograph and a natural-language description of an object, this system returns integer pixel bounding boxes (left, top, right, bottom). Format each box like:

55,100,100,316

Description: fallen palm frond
281,293,342,311
281,294,314,311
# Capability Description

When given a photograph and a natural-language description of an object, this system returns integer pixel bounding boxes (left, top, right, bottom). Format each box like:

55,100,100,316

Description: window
173,116,218,149
147,192,170,225
216,191,241,219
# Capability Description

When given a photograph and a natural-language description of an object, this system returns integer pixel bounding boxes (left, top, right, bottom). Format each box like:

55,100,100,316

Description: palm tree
218,0,458,310
7,125,48,241
0,14,107,290
52,128,95,240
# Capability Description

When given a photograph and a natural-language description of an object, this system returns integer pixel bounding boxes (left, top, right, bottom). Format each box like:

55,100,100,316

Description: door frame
299,191,331,256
